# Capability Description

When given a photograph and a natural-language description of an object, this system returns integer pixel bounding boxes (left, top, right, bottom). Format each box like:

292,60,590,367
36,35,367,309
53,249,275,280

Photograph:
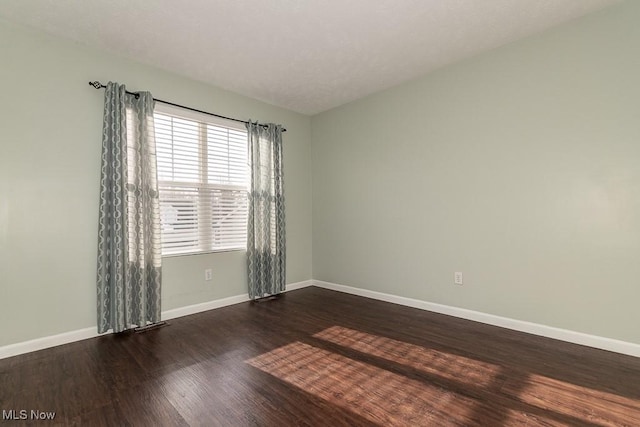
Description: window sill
162,248,246,258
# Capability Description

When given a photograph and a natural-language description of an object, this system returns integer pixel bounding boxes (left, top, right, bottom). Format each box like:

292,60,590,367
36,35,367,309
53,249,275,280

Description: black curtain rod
88,81,286,132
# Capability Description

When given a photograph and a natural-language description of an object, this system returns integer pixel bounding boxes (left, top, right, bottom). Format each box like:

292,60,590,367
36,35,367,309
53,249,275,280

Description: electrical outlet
205,269,213,281
454,272,463,285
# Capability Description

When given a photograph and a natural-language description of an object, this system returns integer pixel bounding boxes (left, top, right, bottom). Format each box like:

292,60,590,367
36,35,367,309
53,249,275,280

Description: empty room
1,0,639,425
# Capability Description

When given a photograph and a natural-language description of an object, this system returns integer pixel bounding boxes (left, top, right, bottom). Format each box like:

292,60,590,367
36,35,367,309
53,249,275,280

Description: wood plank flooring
1,287,640,426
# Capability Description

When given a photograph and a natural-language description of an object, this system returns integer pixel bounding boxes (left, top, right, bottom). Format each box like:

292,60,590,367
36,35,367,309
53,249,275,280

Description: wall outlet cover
454,272,463,285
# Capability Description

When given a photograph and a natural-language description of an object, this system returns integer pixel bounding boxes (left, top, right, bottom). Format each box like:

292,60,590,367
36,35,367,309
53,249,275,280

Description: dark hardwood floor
1,287,640,426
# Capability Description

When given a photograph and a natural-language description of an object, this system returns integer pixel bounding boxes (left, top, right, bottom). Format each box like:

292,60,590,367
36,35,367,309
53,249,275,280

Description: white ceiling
0,0,620,115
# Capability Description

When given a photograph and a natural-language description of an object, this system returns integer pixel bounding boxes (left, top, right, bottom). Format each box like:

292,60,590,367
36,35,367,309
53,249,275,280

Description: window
154,105,248,256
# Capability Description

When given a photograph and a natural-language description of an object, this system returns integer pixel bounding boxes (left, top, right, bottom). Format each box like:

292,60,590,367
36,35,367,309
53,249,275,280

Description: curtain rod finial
89,81,103,89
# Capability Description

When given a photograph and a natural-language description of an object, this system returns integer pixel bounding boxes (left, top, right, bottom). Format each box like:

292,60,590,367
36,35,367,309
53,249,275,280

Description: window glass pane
155,114,201,183
207,124,248,187
210,188,248,250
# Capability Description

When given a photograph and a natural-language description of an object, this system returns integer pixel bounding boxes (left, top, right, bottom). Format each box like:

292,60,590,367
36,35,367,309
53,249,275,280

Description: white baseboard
312,280,640,358
162,279,313,320
0,280,313,360
0,327,100,360
10,279,635,359
285,280,314,292
161,293,250,320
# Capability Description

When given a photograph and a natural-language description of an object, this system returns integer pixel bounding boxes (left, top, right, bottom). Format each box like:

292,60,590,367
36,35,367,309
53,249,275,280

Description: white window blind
154,106,248,256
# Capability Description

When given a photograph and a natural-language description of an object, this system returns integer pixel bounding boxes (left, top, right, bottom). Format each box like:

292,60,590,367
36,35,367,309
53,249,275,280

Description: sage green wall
312,1,640,344
0,19,312,347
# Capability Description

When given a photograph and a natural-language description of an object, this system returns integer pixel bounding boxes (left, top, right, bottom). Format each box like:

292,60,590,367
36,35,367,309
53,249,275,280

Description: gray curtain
246,122,286,299
96,82,162,333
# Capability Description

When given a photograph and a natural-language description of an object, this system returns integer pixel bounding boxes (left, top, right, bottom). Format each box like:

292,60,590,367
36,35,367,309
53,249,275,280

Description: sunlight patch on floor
314,326,500,387
246,341,479,425
245,327,634,425
504,372,640,426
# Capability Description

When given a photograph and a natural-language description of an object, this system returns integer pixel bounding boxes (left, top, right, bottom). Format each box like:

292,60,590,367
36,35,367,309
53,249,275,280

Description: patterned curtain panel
96,82,162,333
246,122,286,299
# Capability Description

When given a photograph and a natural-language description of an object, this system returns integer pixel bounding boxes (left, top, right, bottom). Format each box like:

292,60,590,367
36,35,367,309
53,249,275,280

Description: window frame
154,103,249,257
